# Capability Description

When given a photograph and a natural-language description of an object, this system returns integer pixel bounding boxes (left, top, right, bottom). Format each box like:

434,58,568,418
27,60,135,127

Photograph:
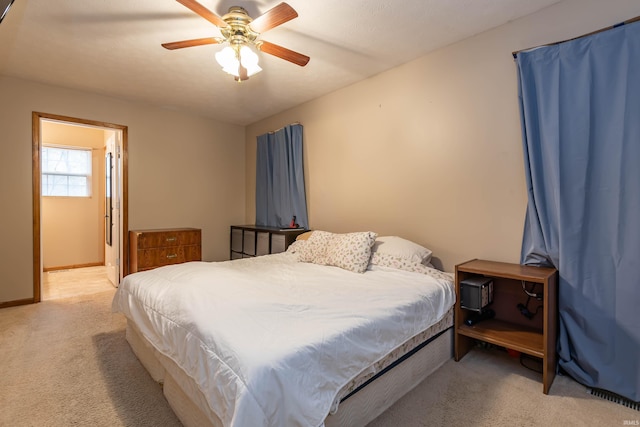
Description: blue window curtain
256,123,309,229
516,22,640,401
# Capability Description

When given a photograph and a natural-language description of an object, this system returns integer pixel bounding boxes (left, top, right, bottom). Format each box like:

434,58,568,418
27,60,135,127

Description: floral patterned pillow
285,239,306,255
296,230,378,273
296,230,335,263
324,231,378,273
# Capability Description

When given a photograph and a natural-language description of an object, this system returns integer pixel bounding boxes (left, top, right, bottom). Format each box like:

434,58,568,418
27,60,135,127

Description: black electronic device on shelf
460,276,494,313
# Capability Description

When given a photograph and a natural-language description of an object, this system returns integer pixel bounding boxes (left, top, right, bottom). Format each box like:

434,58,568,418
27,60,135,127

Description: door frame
32,112,129,302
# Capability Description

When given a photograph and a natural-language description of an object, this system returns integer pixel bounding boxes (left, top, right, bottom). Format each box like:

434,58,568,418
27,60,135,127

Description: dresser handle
166,237,177,242
166,254,178,259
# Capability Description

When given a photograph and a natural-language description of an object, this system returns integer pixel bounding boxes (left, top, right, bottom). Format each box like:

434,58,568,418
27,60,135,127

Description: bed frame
125,315,453,427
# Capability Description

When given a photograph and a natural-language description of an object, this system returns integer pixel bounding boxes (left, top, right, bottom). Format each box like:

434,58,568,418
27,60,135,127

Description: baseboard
44,262,104,272
0,298,35,309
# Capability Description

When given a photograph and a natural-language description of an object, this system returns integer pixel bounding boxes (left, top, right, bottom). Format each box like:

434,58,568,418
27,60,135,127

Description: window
42,145,92,197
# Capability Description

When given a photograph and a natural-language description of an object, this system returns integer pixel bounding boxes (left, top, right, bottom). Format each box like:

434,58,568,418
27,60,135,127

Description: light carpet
0,288,637,426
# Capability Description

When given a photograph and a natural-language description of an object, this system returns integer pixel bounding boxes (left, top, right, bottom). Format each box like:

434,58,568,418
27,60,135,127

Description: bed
112,231,456,427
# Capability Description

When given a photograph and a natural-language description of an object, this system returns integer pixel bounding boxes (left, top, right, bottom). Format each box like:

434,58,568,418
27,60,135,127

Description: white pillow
370,236,432,264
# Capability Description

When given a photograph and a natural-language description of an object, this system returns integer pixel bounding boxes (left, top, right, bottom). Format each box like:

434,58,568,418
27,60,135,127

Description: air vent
589,388,639,411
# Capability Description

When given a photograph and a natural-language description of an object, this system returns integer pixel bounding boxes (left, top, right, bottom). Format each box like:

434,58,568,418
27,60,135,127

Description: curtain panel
256,123,309,229
516,21,640,401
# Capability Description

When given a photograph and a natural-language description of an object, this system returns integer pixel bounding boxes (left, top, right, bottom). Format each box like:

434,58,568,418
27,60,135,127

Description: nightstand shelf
457,319,544,358
454,259,558,394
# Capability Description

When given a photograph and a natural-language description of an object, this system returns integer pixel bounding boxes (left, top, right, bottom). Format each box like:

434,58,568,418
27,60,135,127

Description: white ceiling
0,0,561,125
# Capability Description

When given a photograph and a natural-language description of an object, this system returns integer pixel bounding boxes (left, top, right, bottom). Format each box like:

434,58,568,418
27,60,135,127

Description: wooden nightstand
454,259,558,394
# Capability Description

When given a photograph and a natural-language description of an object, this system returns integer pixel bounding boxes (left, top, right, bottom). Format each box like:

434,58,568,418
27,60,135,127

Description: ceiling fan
162,0,310,81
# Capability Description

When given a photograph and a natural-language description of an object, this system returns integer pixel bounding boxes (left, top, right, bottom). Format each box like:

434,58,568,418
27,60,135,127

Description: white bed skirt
125,320,453,427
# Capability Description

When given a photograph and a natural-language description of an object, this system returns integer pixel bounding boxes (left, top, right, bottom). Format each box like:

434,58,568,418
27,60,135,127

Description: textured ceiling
0,0,561,125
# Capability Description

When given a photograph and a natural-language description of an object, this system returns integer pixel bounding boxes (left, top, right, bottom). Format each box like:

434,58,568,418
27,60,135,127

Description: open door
105,131,122,287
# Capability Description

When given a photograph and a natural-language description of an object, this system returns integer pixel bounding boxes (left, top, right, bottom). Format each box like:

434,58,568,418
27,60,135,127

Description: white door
105,131,122,287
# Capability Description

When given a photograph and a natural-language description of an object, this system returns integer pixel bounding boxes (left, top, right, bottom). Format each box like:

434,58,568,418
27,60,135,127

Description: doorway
32,112,129,303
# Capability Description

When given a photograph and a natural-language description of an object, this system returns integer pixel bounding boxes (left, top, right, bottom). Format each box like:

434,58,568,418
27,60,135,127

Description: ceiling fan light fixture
215,45,261,79
239,45,262,76
165,1,308,81
215,46,239,74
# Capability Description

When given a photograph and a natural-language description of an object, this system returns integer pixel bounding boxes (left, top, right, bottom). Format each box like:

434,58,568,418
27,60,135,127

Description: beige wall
0,77,245,303
41,121,106,269
245,0,640,272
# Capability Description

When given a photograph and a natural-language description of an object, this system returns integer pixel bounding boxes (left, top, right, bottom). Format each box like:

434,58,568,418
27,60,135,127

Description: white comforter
112,252,455,427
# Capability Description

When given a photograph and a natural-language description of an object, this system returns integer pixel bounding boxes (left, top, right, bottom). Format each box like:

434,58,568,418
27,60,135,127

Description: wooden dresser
129,228,201,274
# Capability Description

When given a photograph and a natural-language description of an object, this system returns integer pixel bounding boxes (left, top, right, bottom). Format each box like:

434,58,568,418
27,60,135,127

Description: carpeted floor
0,290,181,427
0,287,637,426
369,348,638,426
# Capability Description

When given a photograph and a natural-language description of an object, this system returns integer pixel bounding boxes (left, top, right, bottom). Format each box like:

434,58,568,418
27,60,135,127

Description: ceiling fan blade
258,40,310,67
176,0,227,27
162,37,220,50
249,2,297,34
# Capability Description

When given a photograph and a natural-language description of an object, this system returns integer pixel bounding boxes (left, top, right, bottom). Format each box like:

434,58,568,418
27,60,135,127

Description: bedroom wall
41,121,106,269
0,76,246,304
245,0,640,272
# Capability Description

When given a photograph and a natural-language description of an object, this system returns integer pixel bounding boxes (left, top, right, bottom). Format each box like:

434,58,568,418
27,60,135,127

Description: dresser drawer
135,244,201,269
135,230,201,249
136,247,186,270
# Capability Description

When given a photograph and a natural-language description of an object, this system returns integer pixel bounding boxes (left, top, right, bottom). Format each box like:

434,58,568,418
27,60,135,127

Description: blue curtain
516,22,640,401
256,123,309,229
